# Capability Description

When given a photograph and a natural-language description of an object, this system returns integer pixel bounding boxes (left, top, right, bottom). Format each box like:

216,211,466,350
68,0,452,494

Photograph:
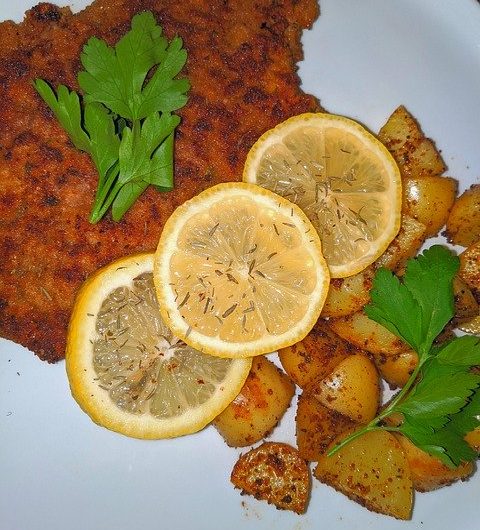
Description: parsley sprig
328,246,480,467
34,11,189,223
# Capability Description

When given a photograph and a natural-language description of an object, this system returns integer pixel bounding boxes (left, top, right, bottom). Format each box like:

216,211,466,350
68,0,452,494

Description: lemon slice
243,113,402,278
66,253,252,439
154,183,330,358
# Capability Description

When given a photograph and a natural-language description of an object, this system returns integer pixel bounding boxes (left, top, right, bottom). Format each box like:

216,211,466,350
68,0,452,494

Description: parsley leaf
111,112,178,221
402,246,459,355
118,112,179,189
436,335,480,367
79,12,165,120
33,80,91,152
365,245,459,357
397,360,480,420
34,11,189,223
34,80,119,190
83,102,120,186
329,246,480,469
138,36,189,116
78,12,189,121
448,390,480,435
364,268,424,353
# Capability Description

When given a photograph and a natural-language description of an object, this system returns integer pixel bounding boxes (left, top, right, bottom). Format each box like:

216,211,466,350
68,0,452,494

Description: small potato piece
278,320,357,390
373,350,418,388
403,176,457,238
296,392,355,460
315,429,413,520
396,435,474,492
329,311,409,356
213,356,294,447
375,214,426,271
446,184,480,247
321,267,374,318
231,442,310,514
378,105,446,178
459,240,480,290
308,354,380,423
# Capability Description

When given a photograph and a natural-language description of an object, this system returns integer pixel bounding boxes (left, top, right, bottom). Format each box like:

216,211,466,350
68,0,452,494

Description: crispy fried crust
0,0,320,361
231,442,310,514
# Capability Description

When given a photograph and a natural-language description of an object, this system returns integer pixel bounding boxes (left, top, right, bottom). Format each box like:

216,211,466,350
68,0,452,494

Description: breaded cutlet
0,0,320,362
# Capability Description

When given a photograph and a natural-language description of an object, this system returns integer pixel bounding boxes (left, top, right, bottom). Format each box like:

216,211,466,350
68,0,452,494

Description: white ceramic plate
1,1,479,529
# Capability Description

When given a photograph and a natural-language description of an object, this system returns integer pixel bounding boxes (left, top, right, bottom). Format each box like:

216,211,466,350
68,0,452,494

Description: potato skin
446,184,480,247
213,356,294,447
321,267,374,318
329,311,409,355
402,176,457,238
278,320,358,390
378,105,446,178
308,354,380,423
231,442,310,514
295,392,355,460
395,435,474,492
315,429,413,520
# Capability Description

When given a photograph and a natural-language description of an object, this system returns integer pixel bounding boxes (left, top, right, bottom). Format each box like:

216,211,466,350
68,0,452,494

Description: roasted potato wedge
315,429,413,520
459,240,480,291
213,356,294,447
395,435,474,492
329,311,409,355
373,349,418,389
231,442,310,514
378,105,446,178
402,176,457,238
321,267,374,318
445,184,480,247
295,393,355,461
307,354,380,423
375,214,427,271
278,320,358,390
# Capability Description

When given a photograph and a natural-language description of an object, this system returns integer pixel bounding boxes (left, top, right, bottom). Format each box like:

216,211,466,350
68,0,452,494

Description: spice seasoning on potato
295,392,355,460
315,429,413,520
231,442,310,514
213,356,294,447
329,311,409,356
378,105,446,179
306,354,380,423
445,184,480,247
278,320,358,389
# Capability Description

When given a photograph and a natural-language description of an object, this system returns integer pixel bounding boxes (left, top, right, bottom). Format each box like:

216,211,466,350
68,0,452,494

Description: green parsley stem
326,424,383,455
327,357,425,458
